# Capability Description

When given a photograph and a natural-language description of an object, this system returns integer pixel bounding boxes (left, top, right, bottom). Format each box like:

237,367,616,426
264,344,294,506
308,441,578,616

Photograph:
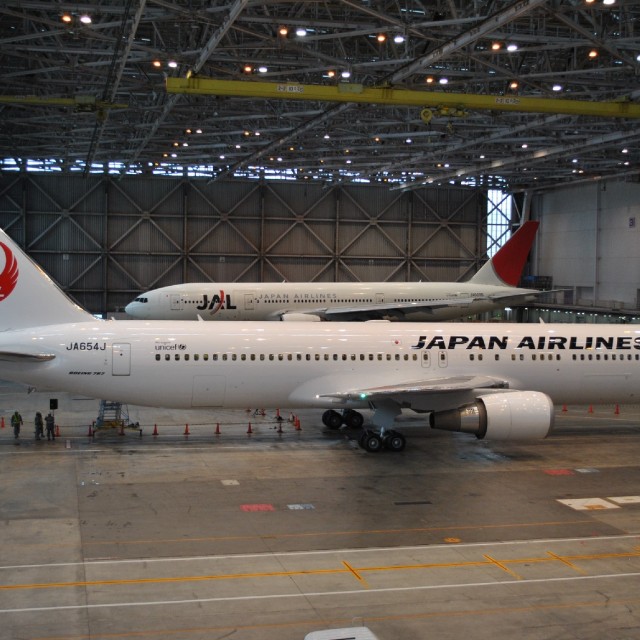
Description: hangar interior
1,0,640,319
2,2,640,640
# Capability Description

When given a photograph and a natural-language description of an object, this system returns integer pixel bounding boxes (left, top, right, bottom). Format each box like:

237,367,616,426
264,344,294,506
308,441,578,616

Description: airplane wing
318,375,508,402
0,350,55,362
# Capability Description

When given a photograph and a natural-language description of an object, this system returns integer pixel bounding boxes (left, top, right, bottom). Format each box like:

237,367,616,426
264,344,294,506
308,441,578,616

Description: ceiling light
79,14,92,25
168,60,178,68
341,70,351,79
394,35,405,44
425,76,434,84
278,26,288,37
510,81,519,89
588,49,598,58
521,143,528,149
61,13,72,23
602,0,615,5
507,43,518,52
296,28,307,37
439,77,448,85
622,148,629,153
258,66,268,73
376,33,386,43
243,65,252,73
491,42,501,51
196,129,202,134
552,84,562,91
152,60,162,68
327,70,336,78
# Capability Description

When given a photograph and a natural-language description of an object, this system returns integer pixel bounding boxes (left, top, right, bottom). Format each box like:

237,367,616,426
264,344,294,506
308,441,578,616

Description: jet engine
429,391,554,440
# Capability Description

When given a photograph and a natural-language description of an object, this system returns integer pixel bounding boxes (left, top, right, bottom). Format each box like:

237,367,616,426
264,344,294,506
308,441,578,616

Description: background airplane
1,227,638,452
125,221,543,322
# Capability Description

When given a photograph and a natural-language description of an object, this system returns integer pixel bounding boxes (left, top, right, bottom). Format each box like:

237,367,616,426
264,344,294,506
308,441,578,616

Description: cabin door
112,343,131,376
170,294,182,310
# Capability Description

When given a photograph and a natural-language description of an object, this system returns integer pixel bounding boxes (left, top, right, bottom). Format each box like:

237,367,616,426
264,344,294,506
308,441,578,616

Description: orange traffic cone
247,422,253,435
184,423,190,436
614,404,620,415
152,424,158,436
295,417,301,431
562,405,567,412
215,423,221,435
588,405,594,414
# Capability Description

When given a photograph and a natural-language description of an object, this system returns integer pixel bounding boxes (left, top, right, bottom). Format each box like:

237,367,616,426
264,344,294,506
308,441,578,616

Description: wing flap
318,375,507,401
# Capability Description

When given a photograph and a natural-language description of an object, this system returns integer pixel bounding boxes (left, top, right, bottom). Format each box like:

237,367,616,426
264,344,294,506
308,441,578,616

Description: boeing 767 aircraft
125,221,542,322
1,227,637,451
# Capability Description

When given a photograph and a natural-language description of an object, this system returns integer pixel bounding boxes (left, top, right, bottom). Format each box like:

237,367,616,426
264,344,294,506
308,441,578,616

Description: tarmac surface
1,380,640,640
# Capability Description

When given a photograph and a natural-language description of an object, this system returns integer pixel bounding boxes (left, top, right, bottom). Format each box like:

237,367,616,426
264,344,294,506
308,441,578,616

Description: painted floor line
2,570,640,615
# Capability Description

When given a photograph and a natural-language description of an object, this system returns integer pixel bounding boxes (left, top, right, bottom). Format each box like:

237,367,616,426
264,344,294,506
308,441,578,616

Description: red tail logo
0,242,19,301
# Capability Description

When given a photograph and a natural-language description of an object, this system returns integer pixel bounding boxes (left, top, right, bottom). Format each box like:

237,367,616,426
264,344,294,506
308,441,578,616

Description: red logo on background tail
0,242,19,301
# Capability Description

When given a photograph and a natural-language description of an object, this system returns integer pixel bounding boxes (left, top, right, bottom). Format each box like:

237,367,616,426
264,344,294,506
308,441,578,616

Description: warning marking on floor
544,469,575,476
557,498,620,511
241,504,275,512
608,495,640,505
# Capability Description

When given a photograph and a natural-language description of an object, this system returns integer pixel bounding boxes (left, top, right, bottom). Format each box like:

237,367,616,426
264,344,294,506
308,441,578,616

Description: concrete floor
2,380,640,640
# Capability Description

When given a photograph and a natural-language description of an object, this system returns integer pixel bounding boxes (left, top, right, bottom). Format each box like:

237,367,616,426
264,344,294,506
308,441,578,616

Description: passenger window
165,354,170,361
155,354,160,361
260,354,265,361
194,354,199,361
175,354,180,361
241,354,246,361
185,354,190,361
203,354,209,361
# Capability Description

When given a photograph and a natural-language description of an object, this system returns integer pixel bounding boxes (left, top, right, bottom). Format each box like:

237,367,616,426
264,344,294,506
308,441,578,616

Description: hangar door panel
192,375,226,407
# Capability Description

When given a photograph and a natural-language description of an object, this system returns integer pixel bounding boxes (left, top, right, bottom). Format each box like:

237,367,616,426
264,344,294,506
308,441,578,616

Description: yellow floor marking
4,547,640,593
483,554,523,580
547,551,586,574
342,560,369,588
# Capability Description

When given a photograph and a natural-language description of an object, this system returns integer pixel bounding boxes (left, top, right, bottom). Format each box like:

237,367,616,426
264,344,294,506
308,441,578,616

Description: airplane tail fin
471,220,539,287
0,228,94,331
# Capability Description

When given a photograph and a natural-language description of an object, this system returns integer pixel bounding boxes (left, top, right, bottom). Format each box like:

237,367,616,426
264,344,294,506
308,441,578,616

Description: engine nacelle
279,312,322,322
429,391,554,440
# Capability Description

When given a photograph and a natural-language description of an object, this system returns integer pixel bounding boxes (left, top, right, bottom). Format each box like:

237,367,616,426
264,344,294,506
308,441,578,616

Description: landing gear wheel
343,410,364,429
322,410,343,430
362,431,383,453
384,431,406,452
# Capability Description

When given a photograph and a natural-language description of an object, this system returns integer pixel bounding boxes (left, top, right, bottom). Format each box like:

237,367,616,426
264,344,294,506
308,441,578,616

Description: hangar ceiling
0,0,639,192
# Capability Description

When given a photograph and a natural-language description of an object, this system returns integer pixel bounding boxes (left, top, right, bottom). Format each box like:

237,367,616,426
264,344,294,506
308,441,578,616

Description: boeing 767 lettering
0,227,637,451
125,222,542,322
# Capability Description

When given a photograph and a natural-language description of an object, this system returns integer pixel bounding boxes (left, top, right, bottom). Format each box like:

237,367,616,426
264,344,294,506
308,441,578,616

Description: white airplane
125,221,542,322
1,227,638,452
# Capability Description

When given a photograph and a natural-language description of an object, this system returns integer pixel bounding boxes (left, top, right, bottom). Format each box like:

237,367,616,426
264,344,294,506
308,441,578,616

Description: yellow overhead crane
166,76,640,120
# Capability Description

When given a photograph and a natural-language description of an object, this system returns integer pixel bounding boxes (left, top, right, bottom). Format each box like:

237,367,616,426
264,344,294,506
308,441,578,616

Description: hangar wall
534,180,640,311
0,175,488,316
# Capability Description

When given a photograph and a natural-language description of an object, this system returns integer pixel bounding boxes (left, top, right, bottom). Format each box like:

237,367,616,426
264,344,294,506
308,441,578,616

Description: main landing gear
321,409,406,453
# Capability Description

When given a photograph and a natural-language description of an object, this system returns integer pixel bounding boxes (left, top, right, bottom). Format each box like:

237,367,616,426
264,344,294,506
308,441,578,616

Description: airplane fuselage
2,321,638,411
125,282,537,321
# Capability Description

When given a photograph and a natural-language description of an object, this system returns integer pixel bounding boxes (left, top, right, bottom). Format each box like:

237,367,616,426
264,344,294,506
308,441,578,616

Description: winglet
471,221,539,287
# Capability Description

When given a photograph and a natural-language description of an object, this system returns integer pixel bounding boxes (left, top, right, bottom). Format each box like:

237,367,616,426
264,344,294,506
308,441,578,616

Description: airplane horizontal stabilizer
0,350,56,362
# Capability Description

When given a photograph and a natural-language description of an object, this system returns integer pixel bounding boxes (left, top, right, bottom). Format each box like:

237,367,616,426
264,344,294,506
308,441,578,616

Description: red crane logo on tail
0,242,19,301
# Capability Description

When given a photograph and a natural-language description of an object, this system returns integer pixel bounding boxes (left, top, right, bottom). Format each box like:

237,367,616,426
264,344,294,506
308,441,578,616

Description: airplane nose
125,302,147,319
